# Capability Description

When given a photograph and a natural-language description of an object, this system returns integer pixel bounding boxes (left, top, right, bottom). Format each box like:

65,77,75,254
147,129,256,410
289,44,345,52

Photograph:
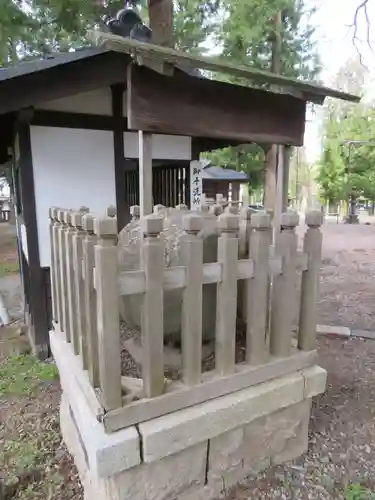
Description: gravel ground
1,221,375,499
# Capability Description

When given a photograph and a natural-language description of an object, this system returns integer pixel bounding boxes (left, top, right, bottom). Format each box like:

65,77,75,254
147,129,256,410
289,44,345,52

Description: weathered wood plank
103,349,317,432
127,64,306,146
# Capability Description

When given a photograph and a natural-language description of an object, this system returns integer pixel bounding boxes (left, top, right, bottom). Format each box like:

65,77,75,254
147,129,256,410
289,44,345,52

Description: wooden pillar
139,131,153,218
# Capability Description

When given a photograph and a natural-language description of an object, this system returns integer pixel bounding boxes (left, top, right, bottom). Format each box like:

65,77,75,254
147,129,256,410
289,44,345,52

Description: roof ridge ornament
106,1,152,43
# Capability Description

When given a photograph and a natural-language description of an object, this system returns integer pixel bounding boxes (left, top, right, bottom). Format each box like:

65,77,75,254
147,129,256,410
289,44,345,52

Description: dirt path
317,222,375,331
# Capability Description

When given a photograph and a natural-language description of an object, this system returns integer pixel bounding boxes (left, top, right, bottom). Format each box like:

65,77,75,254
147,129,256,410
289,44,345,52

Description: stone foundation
59,364,326,500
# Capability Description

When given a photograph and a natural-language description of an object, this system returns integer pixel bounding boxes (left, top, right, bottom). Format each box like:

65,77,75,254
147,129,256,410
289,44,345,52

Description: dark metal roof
0,44,199,83
0,47,107,82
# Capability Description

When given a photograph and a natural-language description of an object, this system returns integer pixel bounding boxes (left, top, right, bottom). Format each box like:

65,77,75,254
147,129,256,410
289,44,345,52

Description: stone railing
49,205,323,433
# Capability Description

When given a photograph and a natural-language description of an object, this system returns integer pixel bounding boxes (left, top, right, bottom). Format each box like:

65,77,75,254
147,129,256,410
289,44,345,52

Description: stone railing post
71,212,88,367
130,205,140,222
181,213,203,386
82,214,99,387
209,204,223,216
107,205,117,218
298,211,323,351
94,217,122,410
141,215,165,398
215,212,239,375
65,210,78,352
246,212,271,365
49,207,59,325
57,209,69,338
270,211,299,357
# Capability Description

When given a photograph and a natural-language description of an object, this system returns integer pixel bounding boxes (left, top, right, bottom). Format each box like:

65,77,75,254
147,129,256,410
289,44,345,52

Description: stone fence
49,204,323,434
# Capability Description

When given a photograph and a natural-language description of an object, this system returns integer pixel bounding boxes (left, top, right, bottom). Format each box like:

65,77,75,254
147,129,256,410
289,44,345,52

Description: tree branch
348,0,373,65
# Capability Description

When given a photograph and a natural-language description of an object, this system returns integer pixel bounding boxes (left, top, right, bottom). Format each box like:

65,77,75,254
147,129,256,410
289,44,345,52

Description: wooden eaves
91,31,360,106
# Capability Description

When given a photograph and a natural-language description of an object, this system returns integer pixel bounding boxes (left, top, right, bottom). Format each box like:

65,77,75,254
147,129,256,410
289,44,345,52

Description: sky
304,0,375,162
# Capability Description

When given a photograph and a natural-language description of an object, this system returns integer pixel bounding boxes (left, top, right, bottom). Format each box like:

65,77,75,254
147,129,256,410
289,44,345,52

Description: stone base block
59,357,326,500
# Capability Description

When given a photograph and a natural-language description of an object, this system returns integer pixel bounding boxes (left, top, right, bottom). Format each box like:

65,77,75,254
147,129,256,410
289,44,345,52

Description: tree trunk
264,11,282,212
148,0,173,47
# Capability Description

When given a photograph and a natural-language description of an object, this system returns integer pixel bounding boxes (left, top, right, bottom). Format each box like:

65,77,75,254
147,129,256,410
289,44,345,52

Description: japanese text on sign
190,160,203,207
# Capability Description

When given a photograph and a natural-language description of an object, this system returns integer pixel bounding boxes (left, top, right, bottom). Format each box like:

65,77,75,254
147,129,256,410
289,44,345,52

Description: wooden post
181,213,203,386
141,215,165,398
139,131,153,218
57,210,69,338
82,214,100,387
94,217,122,411
49,207,58,324
71,212,88,367
65,211,78,353
298,211,323,351
215,213,239,375
270,211,299,357
246,212,271,365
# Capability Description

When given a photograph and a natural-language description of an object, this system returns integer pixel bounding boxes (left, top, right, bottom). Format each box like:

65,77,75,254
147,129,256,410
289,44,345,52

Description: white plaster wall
30,126,116,267
20,223,28,262
38,88,112,116
124,132,192,160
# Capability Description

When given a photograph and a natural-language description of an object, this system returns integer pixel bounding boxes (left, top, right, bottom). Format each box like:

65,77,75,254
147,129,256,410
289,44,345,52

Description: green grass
345,483,375,500
0,354,59,397
0,258,19,278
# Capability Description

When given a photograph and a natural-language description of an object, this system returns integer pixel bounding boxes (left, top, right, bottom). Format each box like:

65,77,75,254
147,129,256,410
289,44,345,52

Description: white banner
190,160,203,208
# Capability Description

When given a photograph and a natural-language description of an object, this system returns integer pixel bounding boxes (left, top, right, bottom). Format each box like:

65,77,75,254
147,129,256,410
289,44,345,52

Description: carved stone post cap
141,214,164,235
183,212,203,233
107,205,117,218
71,212,83,229
93,217,118,237
219,212,239,232
176,204,188,211
49,207,59,219
305,210,324,228
153,204,166,214
130,205,140,217
63,211,73,225
224,205,238,215
82,214,94,232
280,211,299,229
251,211,271,229
209,204,224,216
